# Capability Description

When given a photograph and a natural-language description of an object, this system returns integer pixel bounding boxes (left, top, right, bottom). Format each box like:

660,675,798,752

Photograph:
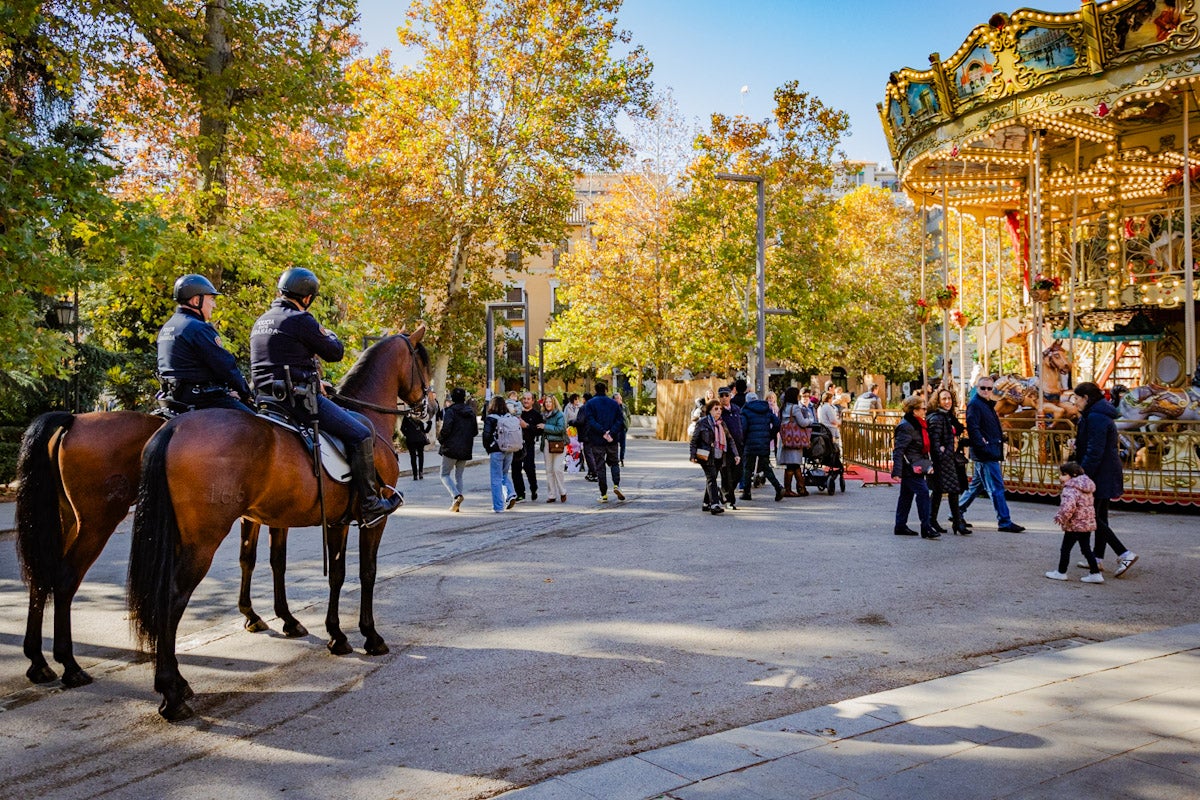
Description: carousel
880,0,1200,504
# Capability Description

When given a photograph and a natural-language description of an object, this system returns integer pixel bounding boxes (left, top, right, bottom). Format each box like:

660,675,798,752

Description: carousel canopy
880,0,1200,216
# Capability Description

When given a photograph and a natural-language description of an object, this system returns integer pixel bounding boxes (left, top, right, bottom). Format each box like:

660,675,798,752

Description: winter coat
1054,474,1097,531
1075,399,1123,500
779,402,814,466
437,402,478,461
740,399,780,457
542,409,567,443
720,402,746,447
926,408,963,494
577,394,625,445
891,414,931,479
965,393,1005,462
400,414,430,452
689,414,740,463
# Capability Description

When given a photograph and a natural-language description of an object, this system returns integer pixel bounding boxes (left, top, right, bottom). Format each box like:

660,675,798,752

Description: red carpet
843,464,898,485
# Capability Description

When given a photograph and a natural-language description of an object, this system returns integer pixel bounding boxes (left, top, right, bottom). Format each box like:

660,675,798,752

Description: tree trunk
197,0,232,235
432,229,473,397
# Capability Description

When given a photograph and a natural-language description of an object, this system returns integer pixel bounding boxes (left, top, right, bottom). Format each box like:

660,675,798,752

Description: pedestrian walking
689,400,740,514
576,381,626,502
1045,461,1104,583
892,394,938,539
1072,382,1138,576
400,413,431,480
957,377,1026,532
739,392,784,502
482,395,519,512
541,395,568,503
778,386,812,497
512,391,543,501
437,387,477,512
927,388,970,535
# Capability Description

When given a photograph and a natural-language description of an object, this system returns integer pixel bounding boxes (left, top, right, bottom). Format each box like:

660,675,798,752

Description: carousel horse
14,411,296,688
1116,384,1200,430
127,328,429,721
991,341,1081,429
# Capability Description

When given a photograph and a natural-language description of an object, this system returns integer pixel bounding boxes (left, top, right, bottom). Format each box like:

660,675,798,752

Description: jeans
440,456,467,498
489,451,516,511
585,441,621,495
958,460,1012,526
895,474,931,531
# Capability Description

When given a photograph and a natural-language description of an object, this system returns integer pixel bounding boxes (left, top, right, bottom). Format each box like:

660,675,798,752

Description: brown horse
15,411,302,688
128,328,429,721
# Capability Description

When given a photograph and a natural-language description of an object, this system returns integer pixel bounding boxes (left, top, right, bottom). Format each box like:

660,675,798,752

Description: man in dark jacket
718,386,746,502
577,381,626,502
739,392,784,502
437,387,478,512
157,273,253,412
1073,382,1138,576
512,391,544,501
957,377,1025,532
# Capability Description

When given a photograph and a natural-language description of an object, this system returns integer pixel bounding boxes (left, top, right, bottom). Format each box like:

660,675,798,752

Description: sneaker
1044,570,1069,581
514,495,526,503
531,491,538,501
1081,573,1105,583
599,495,609,503
450,494,464,513
710,504,725,515
1077,559,1105,572
613,486,625,501
998,523,1026,533
1114,552,1138,578
505,495,518,510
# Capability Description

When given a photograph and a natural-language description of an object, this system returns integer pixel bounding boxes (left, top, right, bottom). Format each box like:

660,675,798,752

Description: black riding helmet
278,267,319,303
173,274,221,304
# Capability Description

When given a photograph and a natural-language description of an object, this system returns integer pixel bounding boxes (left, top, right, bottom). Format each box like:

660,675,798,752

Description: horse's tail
15,411,75,592
127,422,179,653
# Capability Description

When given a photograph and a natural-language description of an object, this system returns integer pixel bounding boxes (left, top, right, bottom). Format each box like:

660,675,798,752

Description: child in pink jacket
1046,462,1103,583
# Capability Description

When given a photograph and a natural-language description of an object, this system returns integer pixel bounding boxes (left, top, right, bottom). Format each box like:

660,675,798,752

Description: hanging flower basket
914,298,932,324
951,309,970,328
1030,288,1053,302
1029,274,1060,303
934,284,957,309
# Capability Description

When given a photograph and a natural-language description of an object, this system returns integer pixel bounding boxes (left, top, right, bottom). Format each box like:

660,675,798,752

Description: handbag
695,448,710,461
547,439,565,454
908,455,934,475
780,405,811,449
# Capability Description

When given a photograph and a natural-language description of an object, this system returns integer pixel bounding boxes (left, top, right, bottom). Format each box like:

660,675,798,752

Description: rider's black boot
350,437,402,527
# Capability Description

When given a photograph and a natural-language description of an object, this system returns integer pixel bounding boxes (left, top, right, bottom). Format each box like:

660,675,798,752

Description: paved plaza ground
1,436,1197,799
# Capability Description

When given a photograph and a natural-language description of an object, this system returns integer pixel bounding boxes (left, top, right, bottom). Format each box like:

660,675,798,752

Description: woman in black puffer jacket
926,388,970,535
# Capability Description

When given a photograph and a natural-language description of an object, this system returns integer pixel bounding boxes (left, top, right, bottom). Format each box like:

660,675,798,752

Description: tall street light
716,172,767,395
52,294,79,412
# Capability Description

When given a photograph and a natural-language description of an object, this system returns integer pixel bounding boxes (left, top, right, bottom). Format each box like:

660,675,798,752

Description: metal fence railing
842,417,1200,507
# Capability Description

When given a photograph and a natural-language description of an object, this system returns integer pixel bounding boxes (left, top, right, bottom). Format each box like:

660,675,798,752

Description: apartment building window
505,285,525,321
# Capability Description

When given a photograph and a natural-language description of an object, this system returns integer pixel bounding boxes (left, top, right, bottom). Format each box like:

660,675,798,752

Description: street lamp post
52,294,79,412
485,301,529,400
716,172,767,395
538,337,561,399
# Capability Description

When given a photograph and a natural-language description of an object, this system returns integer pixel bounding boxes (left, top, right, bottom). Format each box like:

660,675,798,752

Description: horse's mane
338,334,429,396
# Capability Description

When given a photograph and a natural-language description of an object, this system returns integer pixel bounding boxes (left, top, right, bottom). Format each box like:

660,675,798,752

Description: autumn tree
346,0,653,394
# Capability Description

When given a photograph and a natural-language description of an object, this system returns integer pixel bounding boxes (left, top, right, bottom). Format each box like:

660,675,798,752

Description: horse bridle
329,334,430,419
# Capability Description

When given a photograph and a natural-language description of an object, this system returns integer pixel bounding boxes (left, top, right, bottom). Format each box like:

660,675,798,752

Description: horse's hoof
364,639,390,656
244,616,270,634
327,638,353,656
182,682,195,701
61,669,94,689
158,699,194,722
26,664,57,684
282,621,308,638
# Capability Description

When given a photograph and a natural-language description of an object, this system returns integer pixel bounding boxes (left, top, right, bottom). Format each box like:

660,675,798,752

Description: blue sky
354,1,1079,166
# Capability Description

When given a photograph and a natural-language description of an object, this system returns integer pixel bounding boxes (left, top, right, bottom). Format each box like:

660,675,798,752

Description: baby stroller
801,423,846,495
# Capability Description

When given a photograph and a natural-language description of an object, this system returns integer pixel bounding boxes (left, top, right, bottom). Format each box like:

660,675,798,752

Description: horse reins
329,334,430,419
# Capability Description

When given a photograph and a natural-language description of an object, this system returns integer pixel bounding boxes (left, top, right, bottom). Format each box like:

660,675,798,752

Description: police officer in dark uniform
249,267,402,526
157,274,253,413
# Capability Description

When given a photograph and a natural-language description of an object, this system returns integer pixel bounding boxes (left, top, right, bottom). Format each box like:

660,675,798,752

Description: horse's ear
408,323,426,345
395,325,407,336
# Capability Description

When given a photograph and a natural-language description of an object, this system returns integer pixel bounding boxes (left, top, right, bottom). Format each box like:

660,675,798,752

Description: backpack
491,414,524,453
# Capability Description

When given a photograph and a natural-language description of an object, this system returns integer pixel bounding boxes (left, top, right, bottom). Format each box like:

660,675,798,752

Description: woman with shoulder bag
777,386,812,497
540,395,568,503
927,388,970,535
690,400,740,514
892,394,938,539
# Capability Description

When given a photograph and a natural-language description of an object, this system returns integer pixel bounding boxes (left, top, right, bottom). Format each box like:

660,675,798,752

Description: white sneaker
1077,559,1104,572
1044,571,1068,581
1114,552,1138,578
1081,573,1105,584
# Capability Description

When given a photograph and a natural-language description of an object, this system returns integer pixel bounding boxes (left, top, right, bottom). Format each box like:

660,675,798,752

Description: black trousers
1058,531,1099,574
1091,495,1126,559
511,445,538,498
700,457,723,507
407,445,424,477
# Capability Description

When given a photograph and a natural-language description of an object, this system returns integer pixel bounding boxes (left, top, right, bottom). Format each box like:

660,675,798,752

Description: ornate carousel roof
879,0,1200,215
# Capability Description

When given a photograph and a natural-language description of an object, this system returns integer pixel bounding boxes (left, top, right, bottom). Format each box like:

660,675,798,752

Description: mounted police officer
157,274,253,413
249,267,401,526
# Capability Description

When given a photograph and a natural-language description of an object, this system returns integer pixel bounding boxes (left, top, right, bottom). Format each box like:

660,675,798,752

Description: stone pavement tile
1126,733,1200,779
1098,688,1200,738
853,719,986,762
747,705,895,742
1032,712,1163,756
789,738,926,783
636,735,766,782
851,743,1059,800
556,755,689,800
999,752,1199,800
982,730,1114,775
811,791,873,800
500,777,600,799
709,725,827,760
668,752,853,800
892,705,1026,745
